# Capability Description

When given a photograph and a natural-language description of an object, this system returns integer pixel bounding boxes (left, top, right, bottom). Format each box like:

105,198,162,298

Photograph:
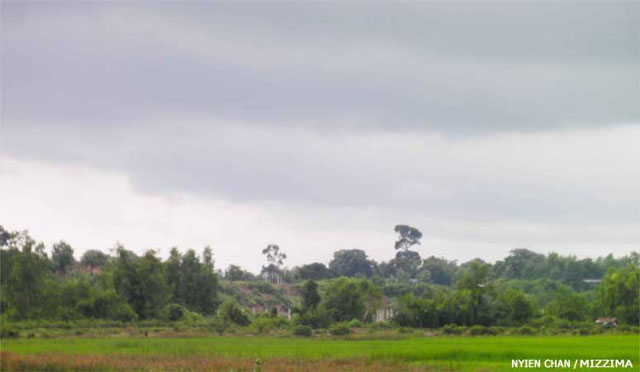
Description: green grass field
1,334,638,372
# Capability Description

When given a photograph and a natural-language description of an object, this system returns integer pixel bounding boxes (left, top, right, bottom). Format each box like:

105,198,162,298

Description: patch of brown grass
0,352,436,372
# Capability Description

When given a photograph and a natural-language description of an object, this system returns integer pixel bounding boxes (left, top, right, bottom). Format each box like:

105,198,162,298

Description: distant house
375,296,394,322
595,317,618,328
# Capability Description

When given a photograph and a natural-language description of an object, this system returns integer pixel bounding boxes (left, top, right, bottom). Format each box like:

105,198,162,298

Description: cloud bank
1,2,638,269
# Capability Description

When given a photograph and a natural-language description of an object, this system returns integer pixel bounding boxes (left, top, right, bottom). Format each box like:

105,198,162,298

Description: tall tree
51,241,75,275
80,249,109,271
5,231,51,318
596,265,640,324
113,247,167,319
262,244,287,267
323,278,382,322
394,225,422,251
296,263,334,281
301,280,321,312
165,247,182,303
329,249,376,278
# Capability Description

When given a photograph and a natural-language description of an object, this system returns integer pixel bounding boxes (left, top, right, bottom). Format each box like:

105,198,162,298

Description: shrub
294,309,331,329
397,327,414,334
528,315,555,328
617,324,631,333
329,323,351,336
516,326,536,335
348,319,362,328
112,303,138,322
220,300,251,327
488,326,503,335
0,328,19,339
248,281,278,295
250,316,287,334
441,324,462,335
163,304,187,321
469,325,489,336
293,325,312,337
577,328,591,336
554,319,571,330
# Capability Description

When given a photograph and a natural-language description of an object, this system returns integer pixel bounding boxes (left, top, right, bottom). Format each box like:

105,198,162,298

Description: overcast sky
1,2,638,272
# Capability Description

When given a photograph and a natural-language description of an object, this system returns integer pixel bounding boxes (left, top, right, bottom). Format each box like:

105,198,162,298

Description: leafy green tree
220,300,250,326
394,292,444,328
387,250,422,280
195,247,219,315
456,260,493,325
329,249,376,278
80,250,109,270
51,241,75,275
112,247,167,319
496,249,546,280
595,265,639,324
225,264,255,281
164,248,219,315
165,248,182,302
323,278,381,322
421,256,457,285
495,288,536,325
5,232,51,318
301,280,321,312
296,263,334,281
394,225,422,251
262,244,286,267
547,293,588,322
180,250,202,309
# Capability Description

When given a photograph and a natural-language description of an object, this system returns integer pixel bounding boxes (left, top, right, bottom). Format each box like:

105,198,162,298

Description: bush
329,323,351,336
348,319,362,328
576,328,591,336
0,328,19,339
250,316,287,334
617,324,631,333
293,325,312,337
441,324,462,335
220,300,251,327
248,281,279,295
469,325,489,336
554,319,571,330
516,326,536,335
295,310,331,329
163,303,187,321
112,303,138,322
528,315,555,328
488,326,503,335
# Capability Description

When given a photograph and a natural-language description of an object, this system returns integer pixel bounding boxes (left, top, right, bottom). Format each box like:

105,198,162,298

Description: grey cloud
4,118,639,226
2,2,638,135
1,2,639,228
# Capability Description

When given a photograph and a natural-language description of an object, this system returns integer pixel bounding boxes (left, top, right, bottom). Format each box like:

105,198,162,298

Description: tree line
1,225,638,329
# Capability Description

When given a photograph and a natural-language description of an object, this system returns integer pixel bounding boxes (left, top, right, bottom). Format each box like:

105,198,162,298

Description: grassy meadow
1,334,638,372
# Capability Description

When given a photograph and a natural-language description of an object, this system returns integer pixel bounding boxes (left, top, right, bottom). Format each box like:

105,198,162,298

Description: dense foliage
0,225,637,332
